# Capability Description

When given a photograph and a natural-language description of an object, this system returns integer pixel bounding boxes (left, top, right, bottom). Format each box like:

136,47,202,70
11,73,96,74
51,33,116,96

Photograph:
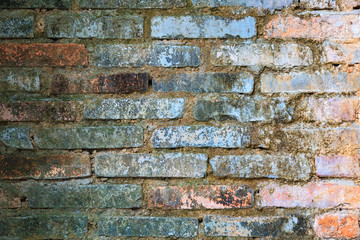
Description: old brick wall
0,0,360,239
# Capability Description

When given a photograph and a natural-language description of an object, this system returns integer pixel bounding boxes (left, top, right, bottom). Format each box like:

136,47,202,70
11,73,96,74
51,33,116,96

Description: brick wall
1,0,360,239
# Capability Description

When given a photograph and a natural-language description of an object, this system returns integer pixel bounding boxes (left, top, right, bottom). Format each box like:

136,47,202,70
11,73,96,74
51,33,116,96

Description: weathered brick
0,43,88,66
211,42,313,67
98,216,198,237
94,44,200,67
338,0,360,10
316,155,360,178
34,126,143,149
260,182,360,208
153,72,254,93
28,184,142,208
80,0,187,9
314,212,360,239
51,72,149,94
0,215,87,239
151,16,256,39
261,70,360,93
299,0,338,9
0,68,40,92
0,152,91,179
264,12,360,40
94,152,207,178
83,98,185,120
192,0,294,9
0,101,76,122
0,127,32,149
322,42,360,64
0,183,21,208
148,185,253,209
194,96,292,122
299,97,360,122
204,215,307,237
210,154,311,181
0,14,34,38
0,0,71,8
46,12,143,39
151,126,250,148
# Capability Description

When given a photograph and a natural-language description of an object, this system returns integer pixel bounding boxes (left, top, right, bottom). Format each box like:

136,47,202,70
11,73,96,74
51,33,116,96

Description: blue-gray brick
0,15,34,38
0,68,40,92
83,98,185,120
0,127,33,149
152,126,250,148
0,0,71,9
151,16,256,39
0,215,87,239
46,12,143,39
211,42,313,67
94,44,201,67
210,154,311,181
27,184,142,208
194,96,292,122
94,152,208,178
98,216,198,237
153,72,254,93
192,0,294,9
79,0,186,9
34,126,143,149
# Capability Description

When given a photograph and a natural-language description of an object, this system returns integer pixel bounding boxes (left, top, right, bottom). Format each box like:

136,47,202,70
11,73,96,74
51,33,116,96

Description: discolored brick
0,14,34,38
0,183,21,209
0,68,40,92
79,0,187,9
316,155,360,178
0,0,71,8
0,127,32,149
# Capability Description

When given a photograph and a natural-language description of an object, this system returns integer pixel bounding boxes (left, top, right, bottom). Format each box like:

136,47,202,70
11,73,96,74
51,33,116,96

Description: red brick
51,72,149,95
0,153,91,179
314,212,360,239
264,13,360,40
316,155,360,178
148,185,253,209
260,182,360,208
0,101,76,122
0,43,88,66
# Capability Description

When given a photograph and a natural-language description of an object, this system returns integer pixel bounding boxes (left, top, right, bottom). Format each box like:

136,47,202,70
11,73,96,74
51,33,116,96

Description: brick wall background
1,0,360,239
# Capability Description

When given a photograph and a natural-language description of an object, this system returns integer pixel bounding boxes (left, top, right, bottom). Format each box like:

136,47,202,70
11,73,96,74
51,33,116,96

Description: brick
0,101,76,122
0,127,32,149
0,215,87,239
28,184,142,208
0,183,21,209
151,126,250,148
94,44,200,67
0,43,88,66
0,15,34,38
261,70,360,93
151,16,256,39
51,71,149,94
80,0,187,9
314,212,360,239
264,12,360,40
0,68,40,92
322,42,360,64
83,98,185,120
260,182,360,208
0,152,90,179
316,155,360,178
299,0,338,9
204,215,308,237
153,72,254,93
211,42,313,68
34,126,143,149
46,12,143,39
338,0,360,10
210,154,311,181
0,0,71,8
94,152,207,178
194,96,292,122
192,0,294,9
299,97,360,122
98,216,198,237
148,185,253,209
